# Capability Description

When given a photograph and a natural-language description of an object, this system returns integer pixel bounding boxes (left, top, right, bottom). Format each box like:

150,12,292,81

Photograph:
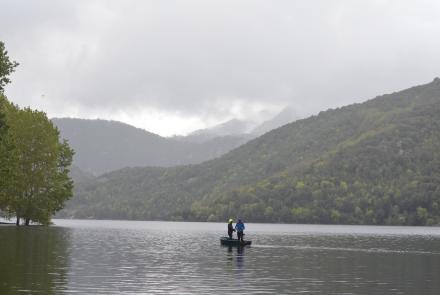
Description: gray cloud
1,0,440,135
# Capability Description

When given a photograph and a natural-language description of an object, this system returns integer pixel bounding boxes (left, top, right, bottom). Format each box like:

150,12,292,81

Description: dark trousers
228,231,233,239
237,231,243,241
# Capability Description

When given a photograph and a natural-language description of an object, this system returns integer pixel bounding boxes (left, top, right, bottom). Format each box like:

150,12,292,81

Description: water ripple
2,220,440,294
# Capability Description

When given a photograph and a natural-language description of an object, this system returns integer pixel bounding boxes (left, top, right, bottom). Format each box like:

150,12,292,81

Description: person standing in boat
227,219,235,239
235,219,245,242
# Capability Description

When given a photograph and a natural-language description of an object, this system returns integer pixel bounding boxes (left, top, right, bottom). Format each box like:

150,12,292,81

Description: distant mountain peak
191,119,253,136
51,117,162,138
51,117,249,174
182,118,255,143
251,106,300,136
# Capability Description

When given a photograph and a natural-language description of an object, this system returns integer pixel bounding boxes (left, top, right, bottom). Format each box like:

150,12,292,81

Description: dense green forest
61,78,440,225
0,41,74,225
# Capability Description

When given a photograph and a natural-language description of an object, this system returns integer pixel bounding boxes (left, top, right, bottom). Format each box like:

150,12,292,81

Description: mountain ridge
60,78,440,225
53,107,299,174
52,118,249,175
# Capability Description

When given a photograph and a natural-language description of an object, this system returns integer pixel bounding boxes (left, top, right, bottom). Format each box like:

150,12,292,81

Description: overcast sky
1,0,440,136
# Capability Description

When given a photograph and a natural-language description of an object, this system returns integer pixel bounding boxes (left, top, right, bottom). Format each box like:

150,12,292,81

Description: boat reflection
225,245,245,271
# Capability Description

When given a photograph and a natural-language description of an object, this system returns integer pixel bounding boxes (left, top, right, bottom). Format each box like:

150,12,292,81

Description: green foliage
0,97,74,225
295,181,305,189
0,41,19,93
62,78,440,225
0,41,74,225
0,94,16,214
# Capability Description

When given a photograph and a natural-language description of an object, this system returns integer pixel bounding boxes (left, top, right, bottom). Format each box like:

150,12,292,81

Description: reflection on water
0,226,70,294
1,220,440,294
225,245,246,272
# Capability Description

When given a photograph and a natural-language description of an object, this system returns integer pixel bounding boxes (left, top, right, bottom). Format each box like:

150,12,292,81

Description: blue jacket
235,221,245,232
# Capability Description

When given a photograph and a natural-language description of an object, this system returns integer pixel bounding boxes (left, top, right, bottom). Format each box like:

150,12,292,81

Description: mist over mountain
181,108,301,143
251,107,300,136
60,78,440,225
52,118,248,175
178,119,254,143
53,108,297,175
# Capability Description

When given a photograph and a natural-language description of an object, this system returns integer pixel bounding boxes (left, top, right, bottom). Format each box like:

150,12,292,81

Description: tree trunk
25,218,30,226
16,216,20,226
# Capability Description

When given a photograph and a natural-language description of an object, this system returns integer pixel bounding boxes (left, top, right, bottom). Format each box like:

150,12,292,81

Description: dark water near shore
1,220,440,294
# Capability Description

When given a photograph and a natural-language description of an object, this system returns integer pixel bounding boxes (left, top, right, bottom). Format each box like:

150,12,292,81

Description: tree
0,41,19,93
0,95,16,216
1,102,74,225
0,41,18,214
0,41,74,225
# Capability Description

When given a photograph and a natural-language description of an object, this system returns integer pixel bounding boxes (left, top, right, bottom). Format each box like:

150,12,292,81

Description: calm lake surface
1,220,440,294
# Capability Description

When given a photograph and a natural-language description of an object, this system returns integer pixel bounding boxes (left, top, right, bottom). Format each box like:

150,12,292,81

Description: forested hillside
60,78,440,225
53,118,248,174
53,106,298,174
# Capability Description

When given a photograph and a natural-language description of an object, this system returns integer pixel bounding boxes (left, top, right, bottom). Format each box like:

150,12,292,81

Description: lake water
1,220,440,294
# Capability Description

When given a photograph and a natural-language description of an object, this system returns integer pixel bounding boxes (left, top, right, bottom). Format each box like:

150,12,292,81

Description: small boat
220,237,252,246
